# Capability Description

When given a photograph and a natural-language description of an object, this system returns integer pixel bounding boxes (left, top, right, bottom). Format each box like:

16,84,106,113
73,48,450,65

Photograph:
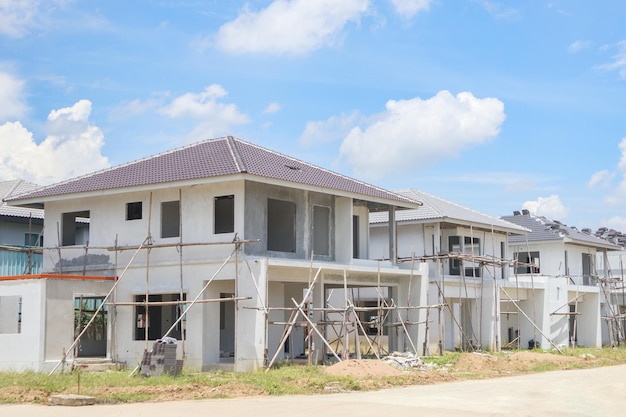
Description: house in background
502,210,622,349
3,136,428,372
0,180,44,276
370,189,528,354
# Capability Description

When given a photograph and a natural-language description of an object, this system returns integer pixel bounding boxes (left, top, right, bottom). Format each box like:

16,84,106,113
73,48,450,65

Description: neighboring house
0,180,44,276
370,189,529,354
2,136,428,372
501,210,622,349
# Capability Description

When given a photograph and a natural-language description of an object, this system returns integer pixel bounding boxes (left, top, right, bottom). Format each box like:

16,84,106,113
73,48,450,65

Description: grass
1,347,626,404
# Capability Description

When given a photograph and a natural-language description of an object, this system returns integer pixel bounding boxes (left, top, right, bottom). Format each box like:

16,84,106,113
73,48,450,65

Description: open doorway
220,293,235,359
74,296,107,357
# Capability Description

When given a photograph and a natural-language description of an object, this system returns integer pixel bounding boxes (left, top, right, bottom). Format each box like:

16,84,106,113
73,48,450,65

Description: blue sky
1,1,626,231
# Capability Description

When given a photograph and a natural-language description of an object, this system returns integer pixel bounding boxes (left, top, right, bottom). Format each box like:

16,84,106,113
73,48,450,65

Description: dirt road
3,364,625,417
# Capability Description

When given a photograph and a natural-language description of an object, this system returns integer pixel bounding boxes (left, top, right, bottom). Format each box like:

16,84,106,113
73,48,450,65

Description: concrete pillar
235,258,268,372
310,273,325,364
479,279,499,351
388,206,397,264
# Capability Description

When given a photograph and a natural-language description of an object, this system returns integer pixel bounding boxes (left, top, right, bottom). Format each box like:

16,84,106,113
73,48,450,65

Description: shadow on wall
54,254,112,272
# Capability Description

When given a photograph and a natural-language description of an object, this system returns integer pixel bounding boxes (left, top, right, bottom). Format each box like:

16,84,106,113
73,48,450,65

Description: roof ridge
226,136,247,173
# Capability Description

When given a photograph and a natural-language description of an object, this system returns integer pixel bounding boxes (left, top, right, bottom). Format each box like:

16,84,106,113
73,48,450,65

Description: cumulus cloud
0,0,40,37
603,216,626,232
0,71,28,121
0,100,109,185
567,40,591,53
337,91,505,179
390,0,431,18
598,137,626,204
588,169,614,188
597,40,626,79
215,0,369,55
158,85,249,140
263,102,281,114
300,112,361,147
522,195,569,220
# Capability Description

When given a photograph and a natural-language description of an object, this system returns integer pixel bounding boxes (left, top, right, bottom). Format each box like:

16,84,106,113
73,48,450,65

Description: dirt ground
0,351,603,404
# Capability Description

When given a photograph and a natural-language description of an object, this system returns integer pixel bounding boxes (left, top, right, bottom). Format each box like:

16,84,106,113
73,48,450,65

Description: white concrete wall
0,280,45,371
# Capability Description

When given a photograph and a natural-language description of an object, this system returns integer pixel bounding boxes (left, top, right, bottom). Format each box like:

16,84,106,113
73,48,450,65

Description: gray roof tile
501,212,621,250
0,180,44,219
6,137,417,207
370,188,528,234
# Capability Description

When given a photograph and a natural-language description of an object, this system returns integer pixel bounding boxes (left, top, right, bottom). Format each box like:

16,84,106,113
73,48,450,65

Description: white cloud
338,91,505,179
597,40,626,79
109,97,164,121
0,71,28,121
215,0,369,55
588,169,614,188
263,102,281,114
0,0,40,37
158,85,249,141
478,1,520,20
599,138,626,205
603,216,626,232
522,195,569,220
390,0,431,18
0,100,109,185
568,40,591,53
300,112,360,147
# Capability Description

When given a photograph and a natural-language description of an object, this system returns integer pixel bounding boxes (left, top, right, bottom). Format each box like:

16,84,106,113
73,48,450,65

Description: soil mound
324,359,403,378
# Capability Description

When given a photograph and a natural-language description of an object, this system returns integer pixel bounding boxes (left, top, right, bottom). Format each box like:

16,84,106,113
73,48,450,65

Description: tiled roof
369,188,528,234
6,137,417,207
0,180,44,219
501,212,621,250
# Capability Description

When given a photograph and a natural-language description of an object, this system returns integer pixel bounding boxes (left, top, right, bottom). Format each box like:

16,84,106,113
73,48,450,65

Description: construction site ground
3,361,625,417
2,349,626,405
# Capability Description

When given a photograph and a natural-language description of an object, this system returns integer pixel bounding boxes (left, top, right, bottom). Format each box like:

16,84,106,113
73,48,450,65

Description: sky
1,0,626,232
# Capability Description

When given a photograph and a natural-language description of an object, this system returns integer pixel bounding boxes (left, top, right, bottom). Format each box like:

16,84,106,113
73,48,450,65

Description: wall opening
126,201,143,220
0,295,22,334
313,205,330,256
134,293,186,341
62,211,90,246
161,201,180,238
267,198,296,252
74,296,107,357
214,195,234,234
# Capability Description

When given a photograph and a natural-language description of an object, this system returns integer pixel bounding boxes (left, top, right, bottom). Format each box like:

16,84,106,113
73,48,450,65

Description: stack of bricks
140,338,180,376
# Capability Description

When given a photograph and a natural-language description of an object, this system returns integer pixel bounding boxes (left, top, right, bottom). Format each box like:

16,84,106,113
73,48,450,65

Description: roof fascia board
377,216,528,235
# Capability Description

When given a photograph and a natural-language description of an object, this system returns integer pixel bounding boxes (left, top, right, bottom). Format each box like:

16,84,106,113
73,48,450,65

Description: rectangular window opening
449,236,481,277
134,293,187,341
214,195,234,234
126,202,143,221
514,251,540,274
24,233,43,247
267,199,296,252
62,211,90,246
0,295,22,334
313,206,330,256
161,201,180,238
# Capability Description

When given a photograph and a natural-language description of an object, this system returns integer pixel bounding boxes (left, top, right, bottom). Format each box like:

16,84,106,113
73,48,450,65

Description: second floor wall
38,179,375,272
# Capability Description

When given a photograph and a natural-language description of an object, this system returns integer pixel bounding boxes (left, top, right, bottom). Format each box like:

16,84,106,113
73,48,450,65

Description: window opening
214,195,234,234
267,199,296,252
161,201,180,238
0,295,22,334
514,251,540,274
134,293,186,341
313,206,330,256
126,202,143,220
62,211,90,246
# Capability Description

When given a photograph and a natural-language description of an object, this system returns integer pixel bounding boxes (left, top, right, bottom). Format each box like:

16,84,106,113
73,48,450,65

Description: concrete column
235,258,267,372
479,279,499,351
388,206,397,264
311,273,325,364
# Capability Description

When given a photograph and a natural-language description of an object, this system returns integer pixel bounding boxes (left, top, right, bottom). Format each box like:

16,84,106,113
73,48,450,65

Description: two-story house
3,136,428,372
370,189,529,354
502,210,622,349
